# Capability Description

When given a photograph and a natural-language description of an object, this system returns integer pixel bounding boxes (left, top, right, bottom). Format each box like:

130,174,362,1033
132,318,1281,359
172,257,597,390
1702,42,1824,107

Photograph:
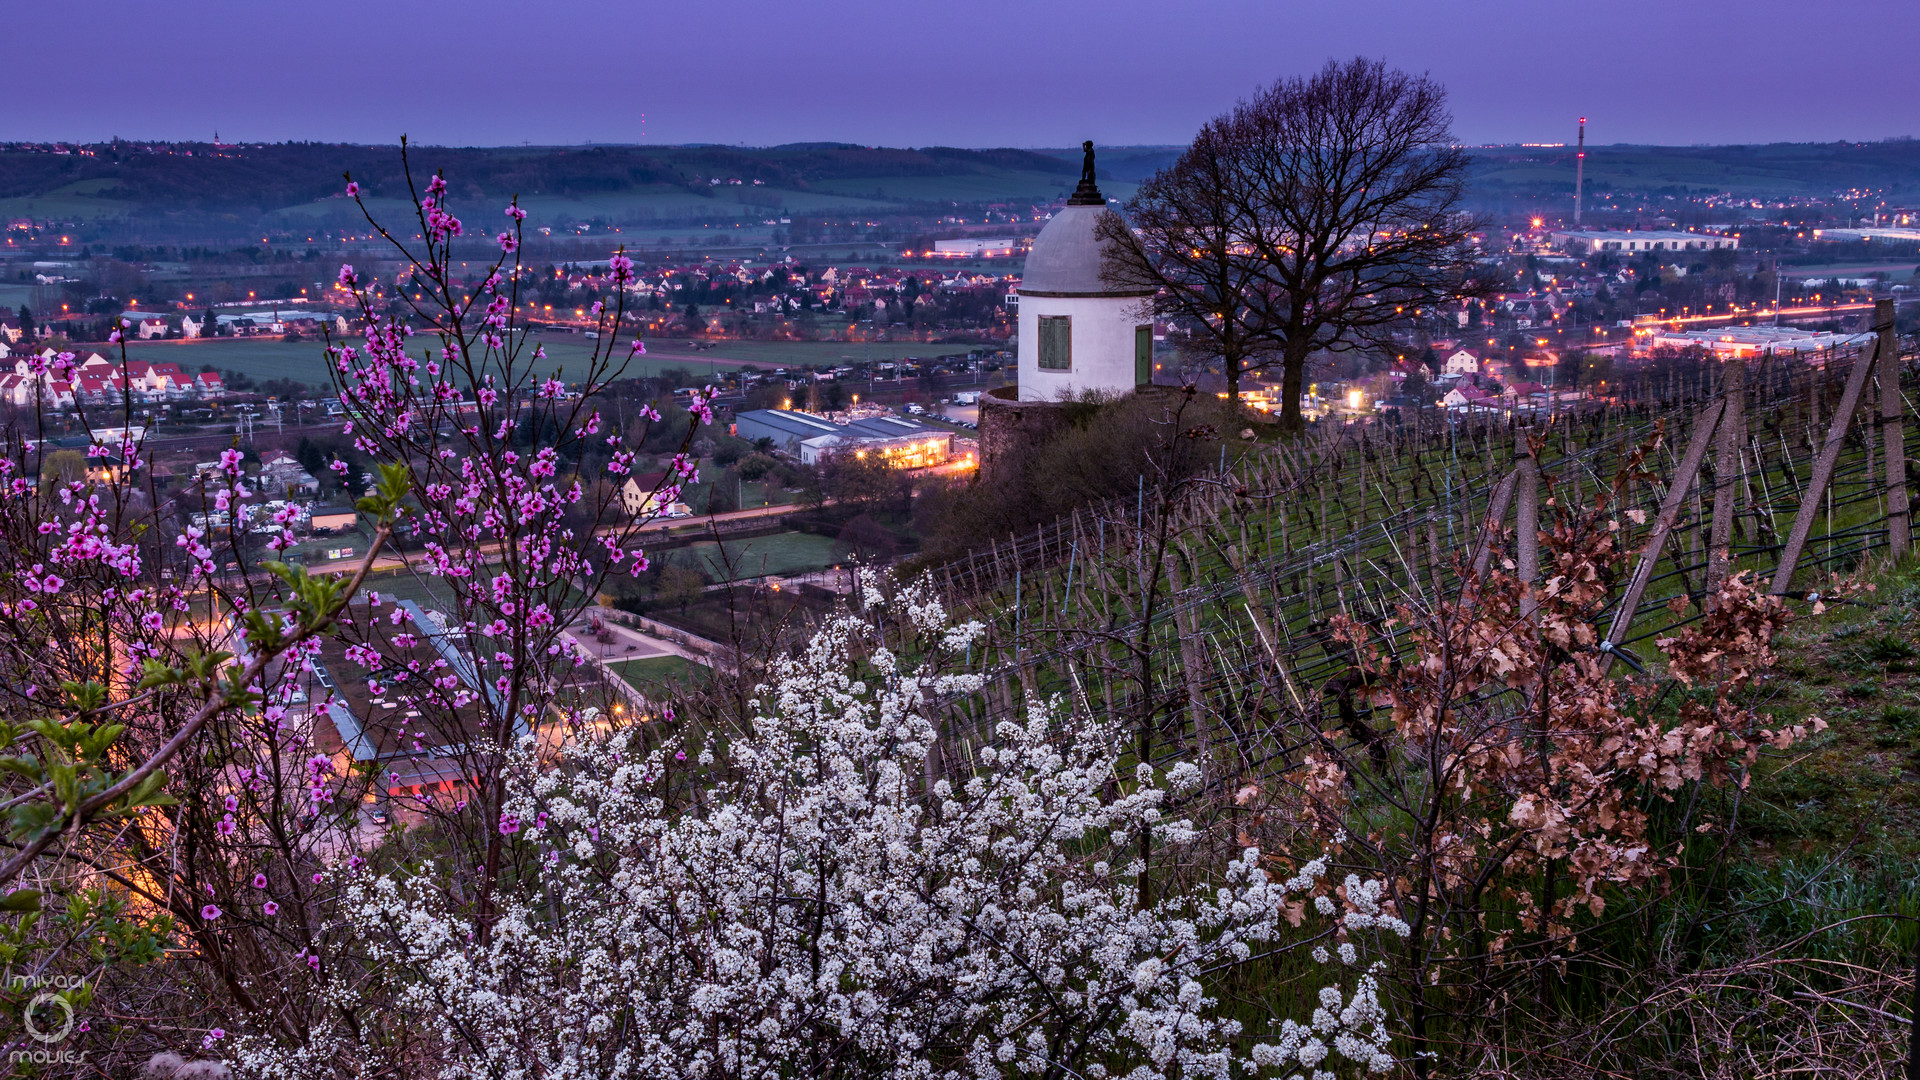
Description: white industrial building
932,238,1016,257
1642,325,1873,358
734,409,953,466
1014,143,1155,402
1549,230,1739,255
1812,228,1920,243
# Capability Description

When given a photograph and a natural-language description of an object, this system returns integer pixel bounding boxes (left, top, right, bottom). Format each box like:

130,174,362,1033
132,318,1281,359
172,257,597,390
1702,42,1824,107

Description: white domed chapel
1015,142,1155,401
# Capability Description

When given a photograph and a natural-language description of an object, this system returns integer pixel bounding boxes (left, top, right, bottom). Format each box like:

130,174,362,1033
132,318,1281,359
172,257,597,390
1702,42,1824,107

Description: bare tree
1234,58,1488,428
1099,121,1276,403
1109,57,1487,429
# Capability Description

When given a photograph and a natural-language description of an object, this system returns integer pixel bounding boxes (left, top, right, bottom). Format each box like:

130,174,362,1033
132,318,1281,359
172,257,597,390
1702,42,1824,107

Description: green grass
1750,558,1920,845
670,531,841,580
805,170,1116,204
1777,262,1919,278
356,568,459,610
93,334,938,390
638,339,979,370
609,654,706,690
112,339,340,386
0,194,137,220
268,184,900,228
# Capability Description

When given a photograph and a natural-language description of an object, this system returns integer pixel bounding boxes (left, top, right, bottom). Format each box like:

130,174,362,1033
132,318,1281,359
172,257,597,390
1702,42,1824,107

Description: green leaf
0,889,41,913
136,659,185,691
59,681,107,712
120,770,175,810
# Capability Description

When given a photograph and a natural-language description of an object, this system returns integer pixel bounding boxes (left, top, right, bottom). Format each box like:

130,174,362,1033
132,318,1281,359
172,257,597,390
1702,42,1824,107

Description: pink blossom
201,904,221,921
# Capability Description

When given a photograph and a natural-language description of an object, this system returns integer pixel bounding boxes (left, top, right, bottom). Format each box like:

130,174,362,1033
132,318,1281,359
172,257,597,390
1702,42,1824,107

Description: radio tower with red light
1573,117,1587,226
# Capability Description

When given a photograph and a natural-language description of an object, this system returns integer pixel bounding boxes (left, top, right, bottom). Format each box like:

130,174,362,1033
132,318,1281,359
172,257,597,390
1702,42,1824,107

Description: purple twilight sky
7,0,1916,148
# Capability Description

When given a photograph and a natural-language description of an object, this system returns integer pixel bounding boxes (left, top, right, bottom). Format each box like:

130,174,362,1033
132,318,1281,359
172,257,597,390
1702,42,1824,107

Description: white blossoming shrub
236,578,1401,1079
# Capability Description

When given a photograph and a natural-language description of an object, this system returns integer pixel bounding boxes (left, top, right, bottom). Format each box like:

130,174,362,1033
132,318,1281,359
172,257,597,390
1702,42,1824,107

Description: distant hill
1466,140,1920,204
0,139,1912,241
0,142,1095,236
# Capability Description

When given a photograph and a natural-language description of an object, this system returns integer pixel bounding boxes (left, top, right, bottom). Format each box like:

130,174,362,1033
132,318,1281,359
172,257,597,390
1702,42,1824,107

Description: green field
670,531,841,580
96,334,983,390
693,463,800,511
609,654,705,690
0,143,1094,239
112,339,340,386
1777,261,1920,278
641,338,977,371
805,170,1132,205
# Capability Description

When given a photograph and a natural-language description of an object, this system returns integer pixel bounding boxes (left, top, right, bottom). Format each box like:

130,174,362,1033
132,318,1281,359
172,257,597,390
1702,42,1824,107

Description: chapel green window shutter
1135,325,1153,386
1038,316,1071,370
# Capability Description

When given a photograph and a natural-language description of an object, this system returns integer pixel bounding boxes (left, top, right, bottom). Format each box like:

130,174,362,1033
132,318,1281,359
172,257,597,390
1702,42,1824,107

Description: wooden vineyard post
1878,298,1909,560
1705,357,1748,601
1467,469,1519,586
1515,431,1541,622
1602,399,1725,667
1771,338,1882,596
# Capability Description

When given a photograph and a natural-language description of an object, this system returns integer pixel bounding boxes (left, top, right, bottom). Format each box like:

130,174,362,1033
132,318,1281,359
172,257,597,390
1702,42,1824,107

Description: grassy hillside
95,336,982,389
0,142,1089,233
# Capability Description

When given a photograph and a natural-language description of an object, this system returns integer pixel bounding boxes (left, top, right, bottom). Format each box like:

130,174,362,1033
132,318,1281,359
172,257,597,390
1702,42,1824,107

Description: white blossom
234,576,1398,1079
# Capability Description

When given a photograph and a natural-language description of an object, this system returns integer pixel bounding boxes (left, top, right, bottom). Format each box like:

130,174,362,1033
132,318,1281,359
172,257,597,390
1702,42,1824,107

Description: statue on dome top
1067,140,1105,206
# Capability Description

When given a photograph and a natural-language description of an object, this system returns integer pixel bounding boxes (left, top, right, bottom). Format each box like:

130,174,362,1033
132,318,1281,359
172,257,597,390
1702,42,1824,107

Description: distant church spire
1067,140,1104,205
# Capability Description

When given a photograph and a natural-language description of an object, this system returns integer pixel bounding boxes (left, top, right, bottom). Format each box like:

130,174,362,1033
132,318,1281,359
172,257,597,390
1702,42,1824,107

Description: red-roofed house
1443,386,1504,411
75,373,129,405
126,360,190,398
0,374,30,408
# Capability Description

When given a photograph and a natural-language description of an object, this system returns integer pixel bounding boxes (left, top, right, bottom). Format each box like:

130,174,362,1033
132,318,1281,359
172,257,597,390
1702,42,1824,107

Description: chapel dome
1019,205,1128,295
1015,143,1152,298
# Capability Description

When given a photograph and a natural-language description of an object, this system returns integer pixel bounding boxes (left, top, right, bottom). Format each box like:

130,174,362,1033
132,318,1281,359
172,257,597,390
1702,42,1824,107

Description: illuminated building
1642,325,1873,358
1547,229,1739,255
932,238,1017,257
735,409,954,467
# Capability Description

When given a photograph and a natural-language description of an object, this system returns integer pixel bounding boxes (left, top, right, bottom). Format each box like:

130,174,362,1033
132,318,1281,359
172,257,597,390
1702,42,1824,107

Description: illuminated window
1134,326,1153,386
1038,315,1071,370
